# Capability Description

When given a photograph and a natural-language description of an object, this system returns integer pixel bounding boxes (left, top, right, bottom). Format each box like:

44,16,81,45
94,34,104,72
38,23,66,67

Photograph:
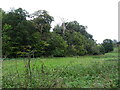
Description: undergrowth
3,59,118,88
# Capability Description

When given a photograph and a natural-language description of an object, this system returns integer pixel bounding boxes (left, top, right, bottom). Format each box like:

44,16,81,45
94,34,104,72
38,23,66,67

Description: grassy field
2,49,118,88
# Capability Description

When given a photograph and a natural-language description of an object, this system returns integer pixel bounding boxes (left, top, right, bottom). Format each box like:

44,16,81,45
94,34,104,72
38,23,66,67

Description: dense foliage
102,39,114,53
2,8,114,58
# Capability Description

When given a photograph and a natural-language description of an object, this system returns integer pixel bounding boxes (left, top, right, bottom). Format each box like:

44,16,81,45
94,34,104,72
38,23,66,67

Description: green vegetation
1,8,119,88
3,50,118,88
2,8,114,58
102,39,114,53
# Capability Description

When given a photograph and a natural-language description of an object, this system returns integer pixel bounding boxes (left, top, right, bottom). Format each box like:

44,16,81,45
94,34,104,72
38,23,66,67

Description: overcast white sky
1,0,119,43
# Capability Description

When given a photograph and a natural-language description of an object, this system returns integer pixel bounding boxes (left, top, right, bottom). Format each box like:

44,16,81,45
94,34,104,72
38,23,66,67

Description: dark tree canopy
2,8,112,58
102,39,113,53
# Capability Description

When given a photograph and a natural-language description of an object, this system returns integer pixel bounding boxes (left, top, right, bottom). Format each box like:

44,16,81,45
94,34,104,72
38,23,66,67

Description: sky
0,0,119,43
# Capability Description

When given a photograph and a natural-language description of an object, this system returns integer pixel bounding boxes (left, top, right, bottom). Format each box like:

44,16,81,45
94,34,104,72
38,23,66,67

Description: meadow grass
2,51,118,88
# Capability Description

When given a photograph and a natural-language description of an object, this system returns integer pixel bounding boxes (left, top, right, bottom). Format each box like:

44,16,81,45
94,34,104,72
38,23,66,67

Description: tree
32,32,49,57
32,10,54,40
2,8,35,57
53,20,93,39
47,33,68,57
2,8,28,26
102,39,113,53
65,21,93,39
65,32,87,56
53,20,98,56
85,39,99,55
2,24,13,58
2,8,106,58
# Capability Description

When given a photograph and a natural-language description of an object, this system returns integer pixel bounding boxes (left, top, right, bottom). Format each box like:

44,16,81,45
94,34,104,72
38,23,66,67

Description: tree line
1,8,114,58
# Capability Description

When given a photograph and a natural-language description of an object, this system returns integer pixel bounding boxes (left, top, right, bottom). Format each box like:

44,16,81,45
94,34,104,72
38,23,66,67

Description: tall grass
2,52,118,88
